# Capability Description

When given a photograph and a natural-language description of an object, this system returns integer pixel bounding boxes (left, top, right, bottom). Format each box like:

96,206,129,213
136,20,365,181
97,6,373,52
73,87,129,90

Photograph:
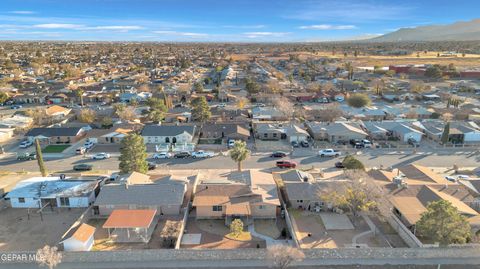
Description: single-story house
45,105,72,121
193,170,280,225
417,120,480,144
62,223,96,251
94,175,186,216
200,123,250,142
5,176,98,208
141,124,196,145
25,127,85,144
0,115,33,129
254,123,309,142
306,121,367,142
362,121,423,142
251,107,288,121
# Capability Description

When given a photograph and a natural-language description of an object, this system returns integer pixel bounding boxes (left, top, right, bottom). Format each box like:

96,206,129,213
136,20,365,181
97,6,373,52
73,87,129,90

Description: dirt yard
0,207,85,251
182,218,266,249
291,210,391,248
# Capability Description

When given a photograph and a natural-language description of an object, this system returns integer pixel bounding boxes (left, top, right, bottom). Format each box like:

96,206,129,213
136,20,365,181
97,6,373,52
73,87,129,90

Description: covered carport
103,209,157,243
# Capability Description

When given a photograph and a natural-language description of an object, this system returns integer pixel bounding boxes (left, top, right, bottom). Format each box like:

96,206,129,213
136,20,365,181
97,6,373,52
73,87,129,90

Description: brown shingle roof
103,209,156,229
71,223,96,243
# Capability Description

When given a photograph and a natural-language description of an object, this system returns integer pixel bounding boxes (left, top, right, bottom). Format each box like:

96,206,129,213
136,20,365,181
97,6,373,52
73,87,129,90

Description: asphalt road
1,150,479,174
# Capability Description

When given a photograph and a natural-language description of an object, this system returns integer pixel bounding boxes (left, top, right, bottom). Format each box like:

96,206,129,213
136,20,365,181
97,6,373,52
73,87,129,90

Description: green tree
191,96,211,123
145,97,167,123
245,78,260,94
425,65,443,79
76,89,84,107
229,219,244,238
229,140,250,172
441,122,450,144
347,93,371,108
342,155,365,170
416,200,471,246
193,81,204,93
35,139,47,177
101,116,113,129
119,133,148,174
0,91,8,104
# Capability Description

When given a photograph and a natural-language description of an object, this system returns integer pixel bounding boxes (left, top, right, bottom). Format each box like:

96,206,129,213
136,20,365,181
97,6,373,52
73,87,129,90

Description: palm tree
229,140,250,172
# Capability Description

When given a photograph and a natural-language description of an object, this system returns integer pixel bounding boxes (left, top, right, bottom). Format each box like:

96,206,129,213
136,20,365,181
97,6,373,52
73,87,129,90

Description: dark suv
174,151,191,158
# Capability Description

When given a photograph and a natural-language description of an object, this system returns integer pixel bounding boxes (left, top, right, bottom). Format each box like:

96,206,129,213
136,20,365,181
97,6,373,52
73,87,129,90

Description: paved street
1,150,479,174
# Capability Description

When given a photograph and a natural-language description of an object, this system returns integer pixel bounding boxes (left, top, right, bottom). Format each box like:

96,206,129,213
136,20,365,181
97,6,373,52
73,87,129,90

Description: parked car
361,139,372,148
335,140,348,146
91,152,110,160
153,152,173,159
73,163,93,171
10,105,22,109
76,146,86,155
335,162,345,168
271,151,288,158
227,139,236,148
445,176,456,182
147,162,157,170
291,141,299,148
19,140,33,148
457,175,470,180
174,151,191,159
218,103,227,108
276,160,297,169
407,138,419,147
318,149,341,157
17,152,36,161
84,141,94,149
300,141,309,147
191,150,214,158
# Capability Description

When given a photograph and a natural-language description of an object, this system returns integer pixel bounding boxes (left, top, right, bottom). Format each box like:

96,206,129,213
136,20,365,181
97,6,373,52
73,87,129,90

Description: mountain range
372,19,480,42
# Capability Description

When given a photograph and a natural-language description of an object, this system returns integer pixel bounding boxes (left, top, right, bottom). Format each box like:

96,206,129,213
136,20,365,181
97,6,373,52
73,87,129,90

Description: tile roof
71,223,96,243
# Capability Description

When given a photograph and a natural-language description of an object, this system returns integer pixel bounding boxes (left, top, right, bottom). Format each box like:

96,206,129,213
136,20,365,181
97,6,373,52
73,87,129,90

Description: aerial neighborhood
1,39,480,267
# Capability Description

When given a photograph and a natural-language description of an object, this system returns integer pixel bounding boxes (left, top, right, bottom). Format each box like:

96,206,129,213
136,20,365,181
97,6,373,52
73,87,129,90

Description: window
273,133,277,138
258,205,265,210
165,137,170,143
212,205,223,212
296,200,303,203
18,198,25,203
59,197,70,206
263,133,268,138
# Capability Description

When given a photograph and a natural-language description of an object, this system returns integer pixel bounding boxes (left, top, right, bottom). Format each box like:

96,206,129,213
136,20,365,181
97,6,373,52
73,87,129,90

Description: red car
276,160,297,169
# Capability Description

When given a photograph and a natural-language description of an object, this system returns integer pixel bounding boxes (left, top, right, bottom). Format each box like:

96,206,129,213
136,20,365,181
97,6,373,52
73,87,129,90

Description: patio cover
103,209,157,229
225,202,251,216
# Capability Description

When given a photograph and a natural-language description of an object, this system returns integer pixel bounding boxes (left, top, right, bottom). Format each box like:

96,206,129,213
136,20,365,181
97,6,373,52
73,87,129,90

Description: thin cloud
299,24,356,30
8,11,36,15
33,23,84,29
92,26,143,30
285,1,413,22
152,30,209,38
243,32,290,38
222,24,266,29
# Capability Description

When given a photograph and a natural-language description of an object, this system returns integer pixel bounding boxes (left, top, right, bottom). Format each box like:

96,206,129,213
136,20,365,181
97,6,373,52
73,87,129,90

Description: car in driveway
300,141,309,147
17,152,36,161
73,163,93,171
191,150,215,158
76,146,86,155
147,162,157,170
10,105,22,109
153,152,173,159
291,141,299,148
271,151,288,158
91,152,110,160
227,139,236,148
174,151,191,159
84,141,94,149
19,140,33,148
335,162,345,168
276,160,297,168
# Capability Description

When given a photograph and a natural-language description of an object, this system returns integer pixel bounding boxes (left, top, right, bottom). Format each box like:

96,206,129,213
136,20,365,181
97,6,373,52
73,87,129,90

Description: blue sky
0,0,478,42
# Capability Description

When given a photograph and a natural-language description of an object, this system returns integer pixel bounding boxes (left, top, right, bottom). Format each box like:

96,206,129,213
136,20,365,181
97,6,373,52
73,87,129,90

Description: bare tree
313,103,343,122
36,245,62,269
272,97,294,120
266,245,305,269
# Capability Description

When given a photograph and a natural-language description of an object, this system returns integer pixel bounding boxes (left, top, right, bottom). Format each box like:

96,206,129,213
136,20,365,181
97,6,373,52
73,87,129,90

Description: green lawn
42,145,71,153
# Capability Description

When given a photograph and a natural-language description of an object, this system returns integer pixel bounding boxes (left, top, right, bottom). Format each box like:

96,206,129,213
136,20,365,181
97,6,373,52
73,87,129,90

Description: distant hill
372,19,480,42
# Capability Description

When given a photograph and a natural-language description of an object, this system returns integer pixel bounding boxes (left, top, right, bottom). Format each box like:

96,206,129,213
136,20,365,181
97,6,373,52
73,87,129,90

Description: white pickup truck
318,149,341,157
191,150,215,158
